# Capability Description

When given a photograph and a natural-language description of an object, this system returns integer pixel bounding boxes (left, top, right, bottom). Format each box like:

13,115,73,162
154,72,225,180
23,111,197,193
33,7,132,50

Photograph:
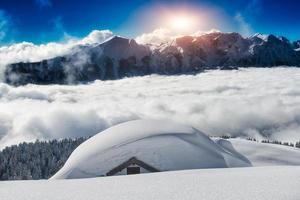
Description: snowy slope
225,138,300,166
51,119,251,179
0,166,299,200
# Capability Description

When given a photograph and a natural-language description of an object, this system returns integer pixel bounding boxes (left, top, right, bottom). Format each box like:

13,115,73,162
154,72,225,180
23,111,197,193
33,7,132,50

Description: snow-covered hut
51,119,251,179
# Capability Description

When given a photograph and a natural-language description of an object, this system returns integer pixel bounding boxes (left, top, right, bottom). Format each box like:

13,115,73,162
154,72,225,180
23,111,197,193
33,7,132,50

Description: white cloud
0,14,7,41
234,13,253,37
0,29,113,80
234,0,262,37
191,29,221,36
135,28,221,45
0,68,299,148
52,16,66,36
135,28,173,45
0,10,11,42
80,30,114,44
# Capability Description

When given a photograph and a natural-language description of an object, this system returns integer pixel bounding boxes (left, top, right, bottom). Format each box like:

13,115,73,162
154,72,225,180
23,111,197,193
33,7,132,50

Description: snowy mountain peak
4,32,300,85
251,33,290,44
100,35,131,47
251,33,271,41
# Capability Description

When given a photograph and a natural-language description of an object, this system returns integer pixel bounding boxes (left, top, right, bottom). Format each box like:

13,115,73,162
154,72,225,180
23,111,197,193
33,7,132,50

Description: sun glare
169,14,196,32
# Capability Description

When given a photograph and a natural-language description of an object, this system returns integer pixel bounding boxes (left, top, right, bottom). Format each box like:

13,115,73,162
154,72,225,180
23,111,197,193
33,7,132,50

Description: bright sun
169,15,195,32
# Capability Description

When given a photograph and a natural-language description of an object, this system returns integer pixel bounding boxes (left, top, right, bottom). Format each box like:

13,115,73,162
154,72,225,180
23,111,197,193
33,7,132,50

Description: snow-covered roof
51,119,251,179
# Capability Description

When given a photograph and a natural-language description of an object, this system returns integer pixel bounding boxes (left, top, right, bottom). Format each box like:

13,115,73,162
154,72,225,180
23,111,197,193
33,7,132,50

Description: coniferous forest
0,138,86,180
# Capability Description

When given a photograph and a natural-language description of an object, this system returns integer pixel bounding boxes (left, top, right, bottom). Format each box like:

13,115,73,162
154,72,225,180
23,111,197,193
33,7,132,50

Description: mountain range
4,32,300,85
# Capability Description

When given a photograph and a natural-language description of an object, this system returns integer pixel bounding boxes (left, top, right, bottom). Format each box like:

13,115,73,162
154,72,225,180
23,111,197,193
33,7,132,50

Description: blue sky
0,0,299,44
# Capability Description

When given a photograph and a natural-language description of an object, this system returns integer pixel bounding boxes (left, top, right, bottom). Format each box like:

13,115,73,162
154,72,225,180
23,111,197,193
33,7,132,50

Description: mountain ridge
4,32,300,85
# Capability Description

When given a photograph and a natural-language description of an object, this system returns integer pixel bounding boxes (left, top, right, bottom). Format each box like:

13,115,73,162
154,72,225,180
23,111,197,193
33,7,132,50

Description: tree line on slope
221,135,300,148
260,140,299,147
0,138,86,180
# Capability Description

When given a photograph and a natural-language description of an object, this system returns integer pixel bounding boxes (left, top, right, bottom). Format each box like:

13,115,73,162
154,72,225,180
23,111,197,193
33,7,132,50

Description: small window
127,166,140,175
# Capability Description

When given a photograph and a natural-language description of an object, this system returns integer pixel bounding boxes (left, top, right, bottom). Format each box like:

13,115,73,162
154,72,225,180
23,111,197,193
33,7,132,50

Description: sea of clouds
0,67,299,148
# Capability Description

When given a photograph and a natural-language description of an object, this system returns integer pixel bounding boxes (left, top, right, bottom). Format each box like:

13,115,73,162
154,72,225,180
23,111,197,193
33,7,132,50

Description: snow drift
2,166,300,200
225,138,300,166
51,119,251,179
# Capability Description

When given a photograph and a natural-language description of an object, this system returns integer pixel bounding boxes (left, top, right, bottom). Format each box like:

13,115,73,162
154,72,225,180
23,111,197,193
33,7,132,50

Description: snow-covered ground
227,138,300,166
0,67,300,149
0,166,299,200
1,138,300,199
